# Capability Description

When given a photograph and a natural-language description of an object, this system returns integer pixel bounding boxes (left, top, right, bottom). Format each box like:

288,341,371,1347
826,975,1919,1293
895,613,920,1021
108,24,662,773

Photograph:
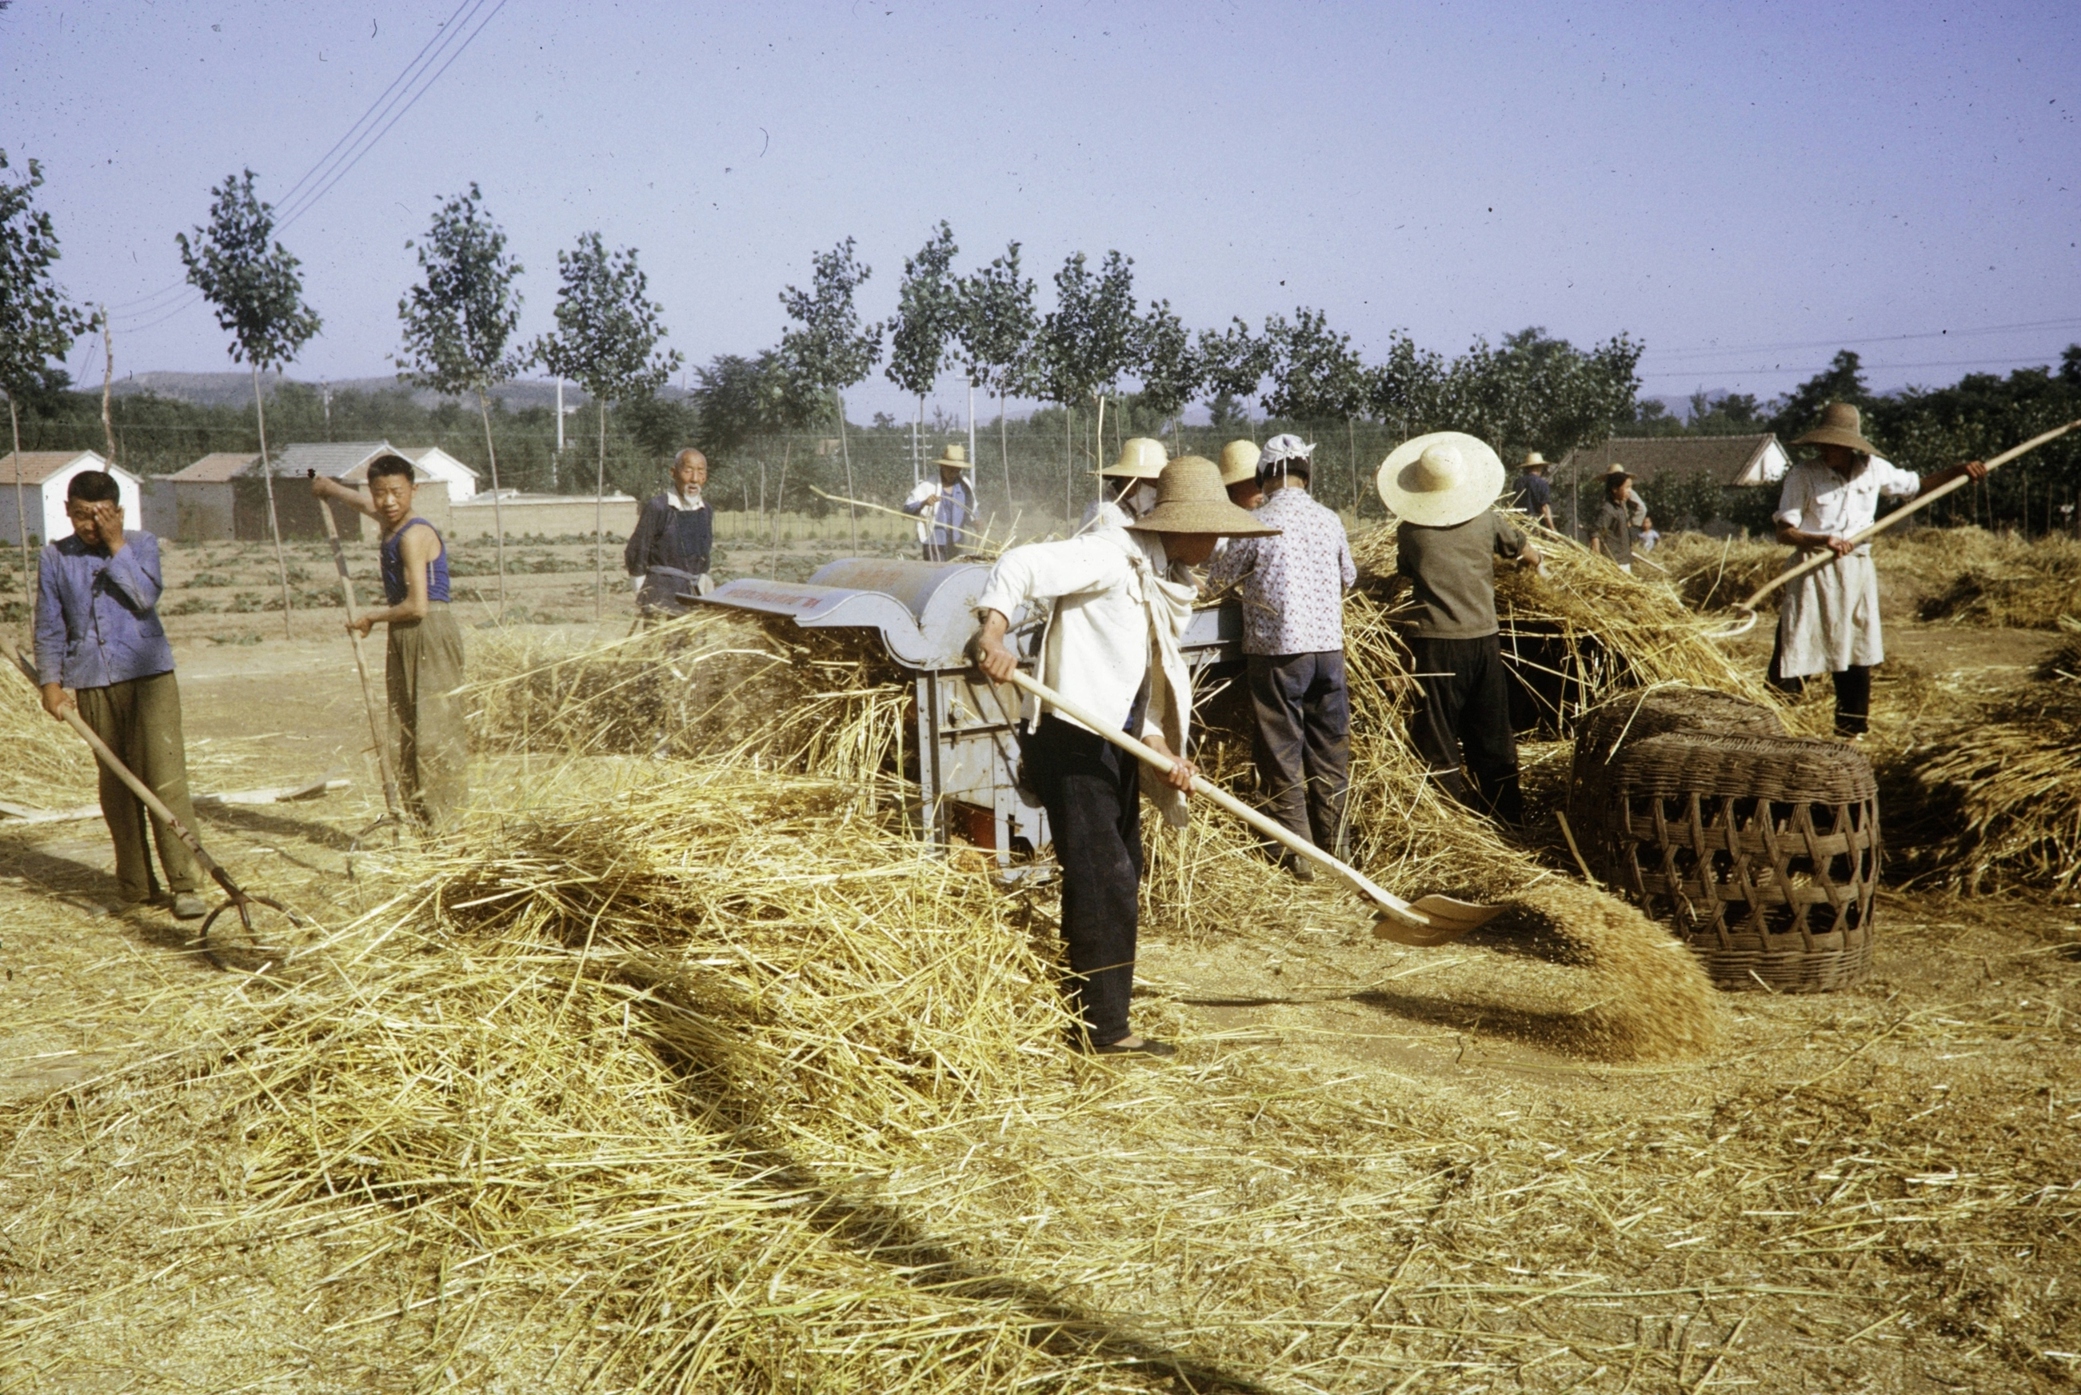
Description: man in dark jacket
624,448,714,617
1380,432,1542,828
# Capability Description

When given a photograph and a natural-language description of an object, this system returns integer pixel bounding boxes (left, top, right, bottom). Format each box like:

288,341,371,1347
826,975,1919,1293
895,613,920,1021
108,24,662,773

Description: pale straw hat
1521,450,1550,471
932,443,972,471
1217,438,1262,486
1793,402,1879,456
1376,432,1506,528
1095,436,1168,480
1129,456,1281,537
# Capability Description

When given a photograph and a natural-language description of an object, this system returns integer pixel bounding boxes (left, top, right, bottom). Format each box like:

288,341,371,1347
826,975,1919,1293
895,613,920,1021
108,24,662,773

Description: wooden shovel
997,668,1503,944
1711,418,2081,638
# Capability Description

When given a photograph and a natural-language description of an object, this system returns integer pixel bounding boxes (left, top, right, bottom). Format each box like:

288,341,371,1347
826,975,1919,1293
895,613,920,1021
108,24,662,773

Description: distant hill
109,372,690,412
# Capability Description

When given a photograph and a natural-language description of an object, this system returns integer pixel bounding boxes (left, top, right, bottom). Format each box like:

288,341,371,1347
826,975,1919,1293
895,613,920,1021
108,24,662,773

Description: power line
1639,353,2067,380
279,0,509,230
106,0,504,328
1653,316,2081,362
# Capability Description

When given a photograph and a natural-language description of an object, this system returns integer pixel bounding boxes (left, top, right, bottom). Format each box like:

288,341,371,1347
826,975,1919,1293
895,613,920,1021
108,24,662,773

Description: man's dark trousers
1408,634,1524,825
1028,714,1140,1048
1766,629,1872,736
1246,650,1351,856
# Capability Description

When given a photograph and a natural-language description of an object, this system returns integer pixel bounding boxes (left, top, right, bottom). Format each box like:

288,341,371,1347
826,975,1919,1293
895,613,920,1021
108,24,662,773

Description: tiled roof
167,452,262,482
0,451,102,485
1561,435,1785,487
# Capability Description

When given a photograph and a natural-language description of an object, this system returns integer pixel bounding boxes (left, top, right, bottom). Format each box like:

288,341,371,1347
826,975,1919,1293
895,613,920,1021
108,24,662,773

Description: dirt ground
2,538,2078,1392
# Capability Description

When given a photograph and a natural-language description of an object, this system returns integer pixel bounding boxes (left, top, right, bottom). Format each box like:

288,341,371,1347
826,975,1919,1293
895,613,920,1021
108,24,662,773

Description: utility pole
99,306,115,468
967,377,977,517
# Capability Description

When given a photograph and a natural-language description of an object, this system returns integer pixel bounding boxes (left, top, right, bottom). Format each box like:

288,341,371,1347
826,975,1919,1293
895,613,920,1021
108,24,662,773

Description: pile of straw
1914,533,2081,627
1651,534,1783,612
1884,679,2081,894
0,669,98,807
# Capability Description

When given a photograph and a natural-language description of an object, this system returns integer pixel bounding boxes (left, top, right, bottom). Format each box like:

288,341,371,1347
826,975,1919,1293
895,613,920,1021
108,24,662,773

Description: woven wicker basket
1597,731,1880,992
1569,687,1787,841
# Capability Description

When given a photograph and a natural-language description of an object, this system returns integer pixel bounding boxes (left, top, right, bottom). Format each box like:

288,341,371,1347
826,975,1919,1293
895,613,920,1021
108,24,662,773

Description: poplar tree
779,238,882,550
1134,299,1200,451
178,169,322,637
396,183,527,615
532,232,681,619
884,221,960,485
953,240,1037,512
1034,250,1137,517
1263,308,1368,509
0,149,88,617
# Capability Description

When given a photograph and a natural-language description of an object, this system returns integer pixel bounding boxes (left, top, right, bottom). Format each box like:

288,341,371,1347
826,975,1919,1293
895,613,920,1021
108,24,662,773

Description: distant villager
626,448,714,614
900,444,976,563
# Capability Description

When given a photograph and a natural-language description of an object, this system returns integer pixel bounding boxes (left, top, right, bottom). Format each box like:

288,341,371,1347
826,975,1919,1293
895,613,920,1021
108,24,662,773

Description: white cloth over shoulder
1772,457,1918,678
975,529,1198,827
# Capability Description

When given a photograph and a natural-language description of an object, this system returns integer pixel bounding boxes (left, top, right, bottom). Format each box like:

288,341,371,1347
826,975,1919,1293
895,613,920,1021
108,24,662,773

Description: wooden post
251,364,294,639
593,398,606,622
836,389,859,552
8,393,29,625
99,307,116,467
476,387,506,617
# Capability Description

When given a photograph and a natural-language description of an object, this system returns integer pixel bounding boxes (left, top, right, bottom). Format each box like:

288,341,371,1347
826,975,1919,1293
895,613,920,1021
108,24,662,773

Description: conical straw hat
1129,456,1280,537
1521,450,1549,469
1217,438,1262,486
931,443,971,471
1095,436,1168,480
1793,402,1879,455
1376,432,1506,528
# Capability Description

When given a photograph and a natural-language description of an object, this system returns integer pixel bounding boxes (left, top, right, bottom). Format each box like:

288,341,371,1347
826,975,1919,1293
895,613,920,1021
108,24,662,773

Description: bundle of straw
1915,533,2081,627
0,667,98,807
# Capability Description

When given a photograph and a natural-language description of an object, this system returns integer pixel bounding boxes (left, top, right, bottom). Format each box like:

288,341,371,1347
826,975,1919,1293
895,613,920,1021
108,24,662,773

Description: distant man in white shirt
1768,402,1985,736
972,456,1276,1058
1203,434,1357,874
900,444,976,562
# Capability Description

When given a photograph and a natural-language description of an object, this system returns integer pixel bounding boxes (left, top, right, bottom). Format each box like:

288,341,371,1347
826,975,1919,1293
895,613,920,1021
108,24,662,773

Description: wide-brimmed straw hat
1217,439,1262,486
1521,450,1549,471
1128,456,1280,537
1375,432,1506,528
1793,402,1879,456
932,443,971,471
1095,436,1168,480
1599,463,1634,484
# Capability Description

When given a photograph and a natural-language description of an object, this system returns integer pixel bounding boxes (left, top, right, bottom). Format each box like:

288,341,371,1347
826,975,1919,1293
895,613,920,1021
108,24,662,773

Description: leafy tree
533,232,682,618
0,149,88,613
1197,317,1271,433
1685,390,1764,434
1869,355,2081,530
1033,250,1137,515
395,183,527,613
178,169,322,635
1365,331,1451,435
953,240,1037,509
780,238,882,547
884,221,961,484
1134,299,1199,449
1262,307,1368,508
1769,349,1870,444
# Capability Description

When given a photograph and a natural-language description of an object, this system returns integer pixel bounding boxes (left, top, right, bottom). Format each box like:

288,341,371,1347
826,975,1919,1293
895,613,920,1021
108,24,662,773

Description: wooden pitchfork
11,648,296,970
995,669,1504,945
1709,418,2081,639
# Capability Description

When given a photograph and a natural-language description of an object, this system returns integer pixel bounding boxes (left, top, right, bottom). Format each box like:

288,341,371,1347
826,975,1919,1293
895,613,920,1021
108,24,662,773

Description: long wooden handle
10,648,224,880
1000,668,1426,920
313,479,404,820
1735,419,2081,613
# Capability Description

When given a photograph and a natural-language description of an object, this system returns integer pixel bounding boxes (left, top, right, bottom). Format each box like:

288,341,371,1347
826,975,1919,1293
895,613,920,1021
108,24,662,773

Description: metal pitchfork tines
11,648,300,971
1707,418,2081,641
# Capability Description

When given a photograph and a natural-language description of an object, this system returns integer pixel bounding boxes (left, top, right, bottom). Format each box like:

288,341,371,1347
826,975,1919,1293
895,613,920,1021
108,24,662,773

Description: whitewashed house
0,451,143,546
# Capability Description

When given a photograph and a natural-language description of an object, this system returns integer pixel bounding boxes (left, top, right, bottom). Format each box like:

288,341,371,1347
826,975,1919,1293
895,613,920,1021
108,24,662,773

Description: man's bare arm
310,473,380,520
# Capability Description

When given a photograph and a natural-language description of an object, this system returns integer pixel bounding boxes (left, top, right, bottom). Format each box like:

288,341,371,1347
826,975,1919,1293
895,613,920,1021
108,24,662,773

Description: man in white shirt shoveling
1769,402,1985,736
971,456,1277,1059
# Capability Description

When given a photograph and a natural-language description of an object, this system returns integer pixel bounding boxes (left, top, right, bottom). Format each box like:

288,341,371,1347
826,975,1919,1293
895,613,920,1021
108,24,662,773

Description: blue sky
5,0,2077,420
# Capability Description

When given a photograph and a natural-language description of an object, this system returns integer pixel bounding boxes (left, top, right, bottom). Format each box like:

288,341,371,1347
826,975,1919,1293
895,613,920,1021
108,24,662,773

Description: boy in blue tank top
311,456,468,828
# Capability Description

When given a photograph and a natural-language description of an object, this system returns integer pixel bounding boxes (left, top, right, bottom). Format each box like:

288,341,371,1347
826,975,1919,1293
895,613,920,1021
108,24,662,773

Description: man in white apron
1769,402,1985,735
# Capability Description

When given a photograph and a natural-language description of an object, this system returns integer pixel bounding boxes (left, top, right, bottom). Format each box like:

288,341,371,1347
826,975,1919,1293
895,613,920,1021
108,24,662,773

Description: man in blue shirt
34,470,207,919
901,444,976,562
1511,452,1554,530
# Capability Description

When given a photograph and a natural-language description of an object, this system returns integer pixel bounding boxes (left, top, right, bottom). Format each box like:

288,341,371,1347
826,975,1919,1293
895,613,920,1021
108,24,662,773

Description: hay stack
1652,533,1784,612
1915,533,2081,627
0,667,98,807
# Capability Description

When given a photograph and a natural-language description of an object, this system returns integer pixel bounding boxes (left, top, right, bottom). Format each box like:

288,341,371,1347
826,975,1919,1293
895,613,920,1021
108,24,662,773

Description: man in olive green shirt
1380,432,1542,827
